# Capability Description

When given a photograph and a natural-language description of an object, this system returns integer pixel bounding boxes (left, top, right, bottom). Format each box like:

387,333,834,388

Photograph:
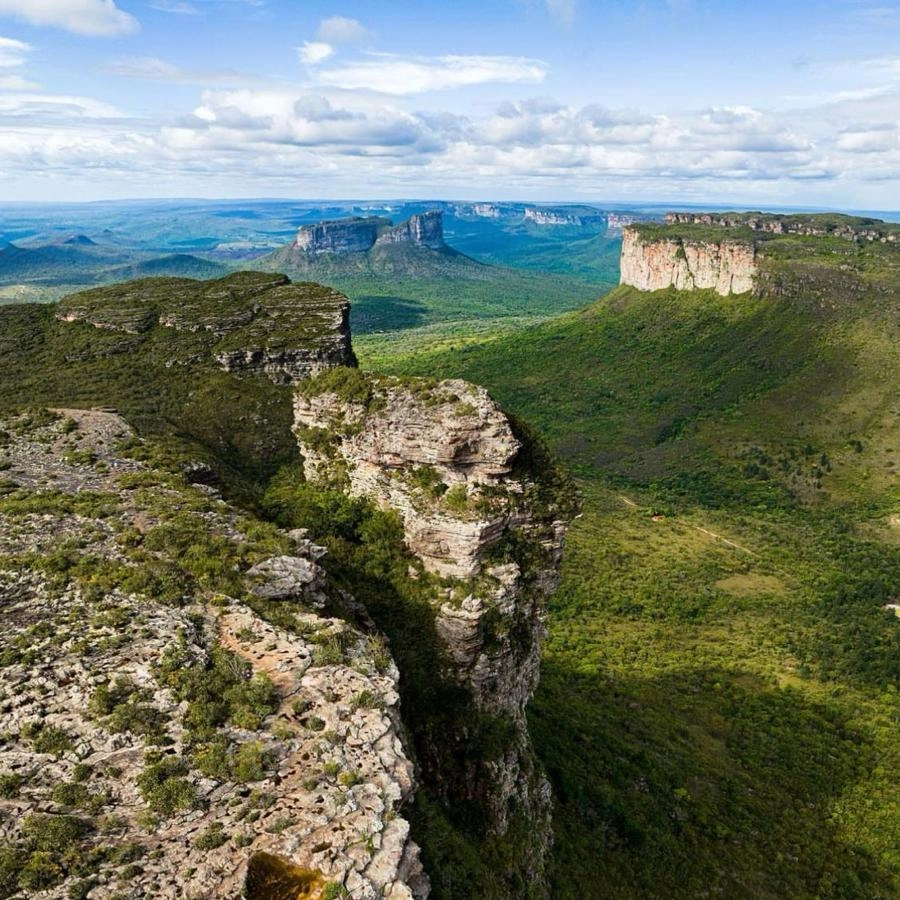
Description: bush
194,822,228,851
0,773,22,799
136,756,198,817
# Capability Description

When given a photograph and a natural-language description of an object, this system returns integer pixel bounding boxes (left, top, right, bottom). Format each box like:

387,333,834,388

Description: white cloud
0,90,121,118
316,15,368,44
312,53,548,95
0,34,29,66
298,41,334,66
0,36,37,89
0,0,138,36
0,73,36,88
104,55,268,86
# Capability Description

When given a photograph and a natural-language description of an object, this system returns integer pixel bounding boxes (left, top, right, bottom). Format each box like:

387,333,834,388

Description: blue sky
0,0,899,206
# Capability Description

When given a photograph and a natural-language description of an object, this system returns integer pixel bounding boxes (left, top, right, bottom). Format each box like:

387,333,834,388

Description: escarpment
666,211,900,242
0,268,575,897
620,225,757,295
293,369,577,888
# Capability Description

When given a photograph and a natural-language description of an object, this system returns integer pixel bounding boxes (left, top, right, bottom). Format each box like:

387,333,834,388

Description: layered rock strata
293,372,574,883
620,225,757,295
294,213,445,255
0,409,427,899
666,211,900,242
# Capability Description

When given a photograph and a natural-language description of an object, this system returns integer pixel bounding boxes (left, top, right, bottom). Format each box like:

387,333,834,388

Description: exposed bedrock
293,371,576,889
620,225,757,296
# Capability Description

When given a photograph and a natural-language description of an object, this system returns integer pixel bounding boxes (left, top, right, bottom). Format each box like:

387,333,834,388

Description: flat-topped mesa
620,225,757,296
293,369,577,881
294,217,388,253
294,212,445,254
56,272,355,384
666,211,900,242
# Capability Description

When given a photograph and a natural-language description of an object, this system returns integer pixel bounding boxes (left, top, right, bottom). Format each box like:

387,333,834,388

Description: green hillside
254,240,609,354
366,229,900,897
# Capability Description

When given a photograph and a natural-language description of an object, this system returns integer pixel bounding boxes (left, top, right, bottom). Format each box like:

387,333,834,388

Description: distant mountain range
0,235,228,300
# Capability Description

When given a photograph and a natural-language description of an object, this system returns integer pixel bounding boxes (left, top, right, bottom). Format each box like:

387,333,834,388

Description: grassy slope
362,237,900,897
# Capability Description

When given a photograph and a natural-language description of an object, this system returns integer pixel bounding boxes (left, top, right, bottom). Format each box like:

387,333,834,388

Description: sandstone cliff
620,225,757,295
666,211,900,242
293,370,576,888
294,213,445,255
373,211,444,250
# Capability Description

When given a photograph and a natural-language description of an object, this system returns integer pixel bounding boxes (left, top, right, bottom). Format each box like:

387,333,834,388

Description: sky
0,0,900,207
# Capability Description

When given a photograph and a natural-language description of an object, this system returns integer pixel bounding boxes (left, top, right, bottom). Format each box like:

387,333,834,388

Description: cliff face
373,211,444,250
0,408,428,899
295,218,388,254
620,226,757,296
294,213,445,255
293,371,575,887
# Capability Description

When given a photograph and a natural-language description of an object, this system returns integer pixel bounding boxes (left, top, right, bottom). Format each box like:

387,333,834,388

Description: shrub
0,772,22,799
194,822,228,851
136,756,198,816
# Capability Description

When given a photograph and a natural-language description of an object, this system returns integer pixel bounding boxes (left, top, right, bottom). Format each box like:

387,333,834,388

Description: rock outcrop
620,225,757,295
56,272,356,384
373,211,444,250
0,408,428,899
294,213,445,255
295,218,388,254
293,370,576,888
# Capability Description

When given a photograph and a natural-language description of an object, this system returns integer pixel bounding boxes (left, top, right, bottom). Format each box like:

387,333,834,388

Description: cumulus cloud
316,16,369,44
311,53,548,95
1,76,900,201
0,0,138,36
298,41,334,66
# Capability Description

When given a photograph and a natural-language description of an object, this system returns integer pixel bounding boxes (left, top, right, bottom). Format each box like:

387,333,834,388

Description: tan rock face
620,226,757,295
293,372,576,887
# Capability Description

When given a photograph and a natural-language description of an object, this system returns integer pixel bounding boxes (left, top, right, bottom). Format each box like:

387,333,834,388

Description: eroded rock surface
0,410,426,899
56,272,355,384
294,213,445,255
293,371,576,887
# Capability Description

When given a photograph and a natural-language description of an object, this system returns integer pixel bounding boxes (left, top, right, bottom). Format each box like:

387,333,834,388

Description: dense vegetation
365,232,900,897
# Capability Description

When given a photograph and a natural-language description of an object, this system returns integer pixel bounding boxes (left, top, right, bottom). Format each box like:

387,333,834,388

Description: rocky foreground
0,408,426,899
